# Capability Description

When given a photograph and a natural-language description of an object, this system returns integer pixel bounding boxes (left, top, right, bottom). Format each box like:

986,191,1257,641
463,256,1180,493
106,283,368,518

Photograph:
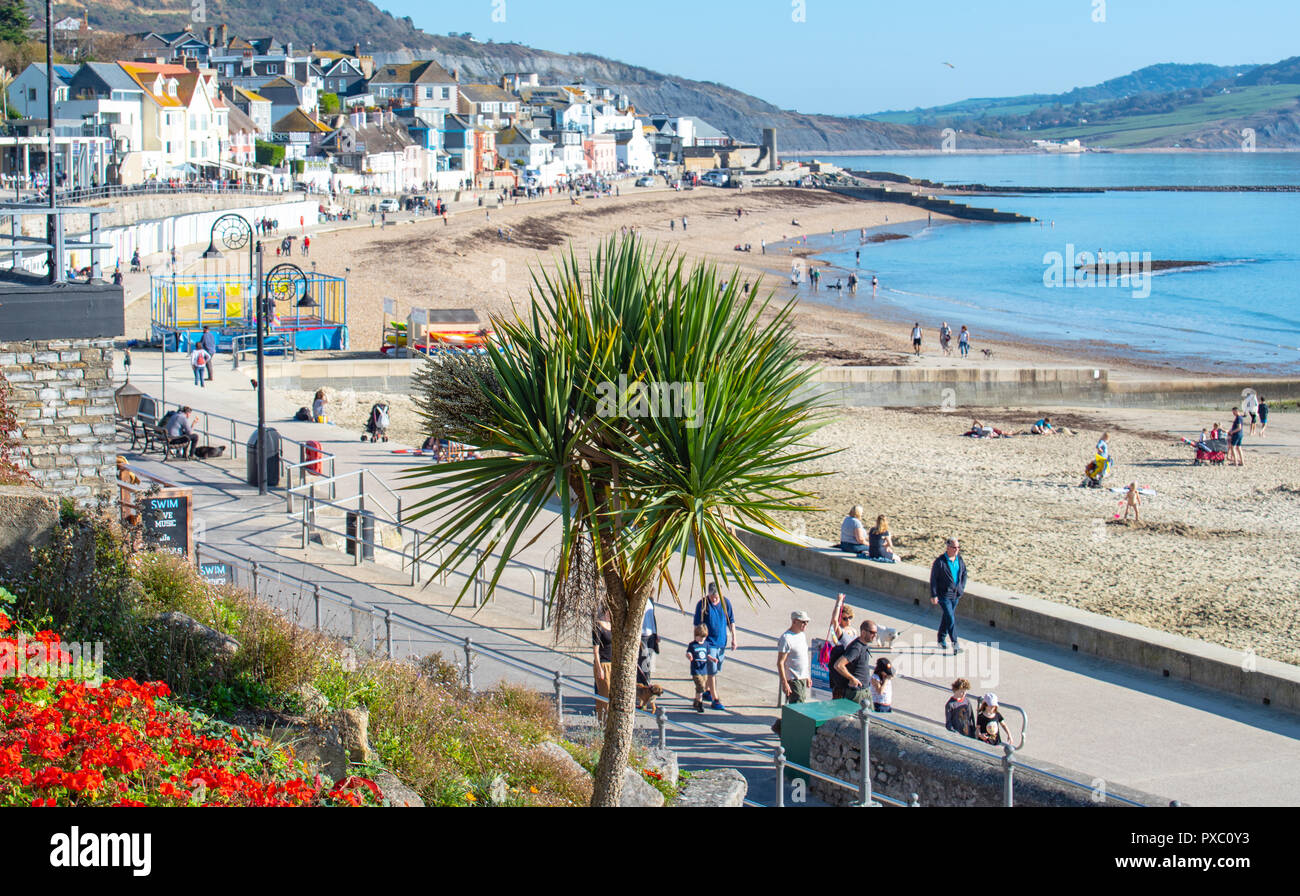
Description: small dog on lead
981,348,995,359
194,445,226,459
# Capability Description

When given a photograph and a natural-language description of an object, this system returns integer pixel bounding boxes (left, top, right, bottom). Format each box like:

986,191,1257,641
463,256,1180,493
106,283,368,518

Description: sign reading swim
595,376,705,429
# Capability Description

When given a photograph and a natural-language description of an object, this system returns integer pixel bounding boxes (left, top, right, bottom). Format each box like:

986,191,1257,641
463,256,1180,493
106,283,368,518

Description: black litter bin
246,427,282,488
346,509,375,561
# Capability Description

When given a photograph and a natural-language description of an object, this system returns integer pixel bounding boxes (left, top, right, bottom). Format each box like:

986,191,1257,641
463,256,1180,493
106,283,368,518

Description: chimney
309,42,316,54
219,23,228,46
184,24,193,33
353,43,360,58
285,42,293,56
205,26,214,44
185,57,199,72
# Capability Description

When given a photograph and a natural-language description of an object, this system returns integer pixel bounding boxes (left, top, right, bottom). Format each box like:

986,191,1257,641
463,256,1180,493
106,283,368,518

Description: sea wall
804,366,1300,409
740,530,1300,713
261,357,420,393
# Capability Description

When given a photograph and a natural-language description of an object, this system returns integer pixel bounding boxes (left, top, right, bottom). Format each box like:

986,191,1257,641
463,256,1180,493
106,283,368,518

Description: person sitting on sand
839,505,872,556
311,389,328,424
1030,416,1055,435
1122,481,1142,522
868,515,900,562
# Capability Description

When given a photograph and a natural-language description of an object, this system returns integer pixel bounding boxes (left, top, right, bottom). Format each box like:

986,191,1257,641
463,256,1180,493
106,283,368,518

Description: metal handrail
148,397,336,475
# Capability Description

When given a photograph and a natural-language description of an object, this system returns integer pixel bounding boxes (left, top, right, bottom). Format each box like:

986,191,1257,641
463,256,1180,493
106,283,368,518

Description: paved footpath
119,352,1300,806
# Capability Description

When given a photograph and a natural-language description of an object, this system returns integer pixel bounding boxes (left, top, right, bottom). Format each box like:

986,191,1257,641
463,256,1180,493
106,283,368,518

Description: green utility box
781,699,862,784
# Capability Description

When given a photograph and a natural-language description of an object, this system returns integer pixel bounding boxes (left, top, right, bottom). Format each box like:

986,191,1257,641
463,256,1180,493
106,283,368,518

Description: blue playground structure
150,271,349,353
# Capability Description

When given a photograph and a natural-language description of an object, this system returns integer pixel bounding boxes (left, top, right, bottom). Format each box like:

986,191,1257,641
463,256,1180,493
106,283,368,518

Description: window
27,88,36,101
441,87,450,100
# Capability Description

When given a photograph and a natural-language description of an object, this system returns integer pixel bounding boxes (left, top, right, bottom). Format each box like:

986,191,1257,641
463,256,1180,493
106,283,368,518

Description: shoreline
752,218,1298,380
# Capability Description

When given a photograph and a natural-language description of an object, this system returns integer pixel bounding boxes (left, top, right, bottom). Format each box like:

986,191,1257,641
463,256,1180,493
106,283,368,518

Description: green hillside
1031,84,1300,147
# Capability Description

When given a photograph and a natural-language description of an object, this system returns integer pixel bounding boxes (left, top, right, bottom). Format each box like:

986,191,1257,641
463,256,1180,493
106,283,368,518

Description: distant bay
799,152,1300,373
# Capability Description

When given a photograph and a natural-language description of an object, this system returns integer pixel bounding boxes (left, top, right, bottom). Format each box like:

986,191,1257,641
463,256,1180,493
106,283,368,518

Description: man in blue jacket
930,537,967,655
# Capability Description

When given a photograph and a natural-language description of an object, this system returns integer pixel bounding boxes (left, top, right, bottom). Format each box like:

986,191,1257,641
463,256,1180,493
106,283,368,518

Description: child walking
686,624,714,713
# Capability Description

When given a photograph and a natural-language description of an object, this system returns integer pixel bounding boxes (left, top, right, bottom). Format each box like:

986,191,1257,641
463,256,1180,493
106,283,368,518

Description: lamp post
263,262,307,491
201,214,268,491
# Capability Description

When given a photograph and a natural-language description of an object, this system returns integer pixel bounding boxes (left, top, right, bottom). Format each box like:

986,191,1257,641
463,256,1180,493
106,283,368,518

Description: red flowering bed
0,611,382,808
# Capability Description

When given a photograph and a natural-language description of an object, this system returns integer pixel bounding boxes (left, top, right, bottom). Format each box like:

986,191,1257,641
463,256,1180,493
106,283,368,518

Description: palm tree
406,235,830,806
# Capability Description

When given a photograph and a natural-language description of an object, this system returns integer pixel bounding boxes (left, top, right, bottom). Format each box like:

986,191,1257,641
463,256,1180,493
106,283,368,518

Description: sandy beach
128,185,1300,665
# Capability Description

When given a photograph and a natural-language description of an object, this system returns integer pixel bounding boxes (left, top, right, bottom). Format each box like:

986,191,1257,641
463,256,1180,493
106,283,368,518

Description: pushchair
1192,436,1227,466
361,402,390,442
1081,453,1111,488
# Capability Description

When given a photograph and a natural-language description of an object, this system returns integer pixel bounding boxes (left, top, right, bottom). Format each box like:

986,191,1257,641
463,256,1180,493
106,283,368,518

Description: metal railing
142,397,337,490
230,331,296,366
31,181,302,205
191,541,914,807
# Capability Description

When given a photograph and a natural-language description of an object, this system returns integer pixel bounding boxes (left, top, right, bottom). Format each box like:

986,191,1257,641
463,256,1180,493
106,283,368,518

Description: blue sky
383,0,1299,115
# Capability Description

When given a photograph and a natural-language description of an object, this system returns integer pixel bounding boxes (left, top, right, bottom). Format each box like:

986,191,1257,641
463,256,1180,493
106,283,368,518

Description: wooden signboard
143,488,194,560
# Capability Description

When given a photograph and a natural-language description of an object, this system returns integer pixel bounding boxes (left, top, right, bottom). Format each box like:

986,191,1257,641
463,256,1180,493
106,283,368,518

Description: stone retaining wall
810,715,1170,807
0,338,118,502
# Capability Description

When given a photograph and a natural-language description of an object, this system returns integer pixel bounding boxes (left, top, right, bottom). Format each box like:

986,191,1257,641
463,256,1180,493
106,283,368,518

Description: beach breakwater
825,185,1037,223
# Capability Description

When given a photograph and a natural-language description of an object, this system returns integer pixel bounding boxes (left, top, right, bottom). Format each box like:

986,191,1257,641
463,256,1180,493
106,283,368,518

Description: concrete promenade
115,352,1300,806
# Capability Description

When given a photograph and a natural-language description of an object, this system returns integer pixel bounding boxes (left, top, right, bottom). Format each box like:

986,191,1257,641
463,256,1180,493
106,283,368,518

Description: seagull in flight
942,62,955,68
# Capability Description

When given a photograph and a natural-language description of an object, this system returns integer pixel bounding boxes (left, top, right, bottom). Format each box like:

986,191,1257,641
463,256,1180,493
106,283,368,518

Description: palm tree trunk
590,587,649,807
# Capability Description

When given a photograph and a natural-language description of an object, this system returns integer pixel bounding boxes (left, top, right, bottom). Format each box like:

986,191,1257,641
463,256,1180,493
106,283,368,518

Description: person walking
591,607,613,724
776,610,812,706
1258,395,1269,436
940,321,953,357
686,624,713,713
1244,391,1260,436
871,274,878,297
831,621,875,704
930,537,967,654
911,322,923,356
200,326,217,383
692,582,736,710
1228,406,1245,466
189,343,209,387
681,216,687,232
958,325,970,358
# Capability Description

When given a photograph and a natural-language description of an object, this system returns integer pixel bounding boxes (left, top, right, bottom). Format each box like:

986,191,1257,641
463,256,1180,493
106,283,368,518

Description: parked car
635,175,655,187
378,198,400,212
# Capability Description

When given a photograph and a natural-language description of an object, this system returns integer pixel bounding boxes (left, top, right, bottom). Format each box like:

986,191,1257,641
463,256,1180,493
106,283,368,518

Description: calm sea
793,153,1300,374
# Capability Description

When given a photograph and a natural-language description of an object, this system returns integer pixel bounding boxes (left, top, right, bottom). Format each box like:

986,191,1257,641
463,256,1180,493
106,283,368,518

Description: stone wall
0,338,118,503
810,715,1172,807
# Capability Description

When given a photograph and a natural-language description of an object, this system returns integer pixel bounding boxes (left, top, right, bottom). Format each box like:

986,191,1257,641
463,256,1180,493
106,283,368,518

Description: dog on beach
981,348,995,359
